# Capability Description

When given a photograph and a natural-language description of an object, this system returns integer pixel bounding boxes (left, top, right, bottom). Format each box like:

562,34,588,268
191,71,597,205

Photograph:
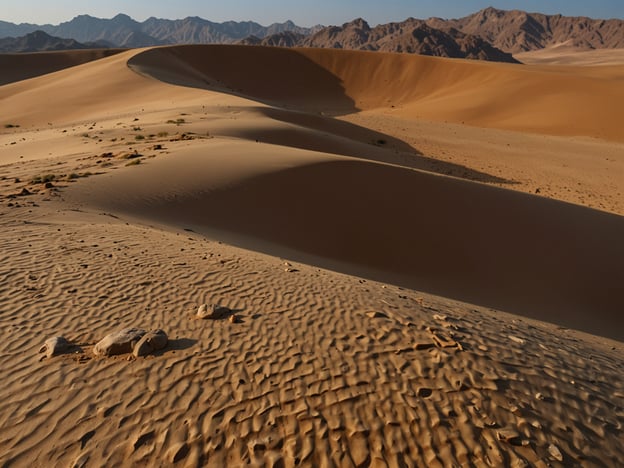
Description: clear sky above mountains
3,0,623,26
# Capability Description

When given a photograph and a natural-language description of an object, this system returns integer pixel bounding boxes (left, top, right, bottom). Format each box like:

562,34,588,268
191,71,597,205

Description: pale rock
197,304,231,319
133,329,169,357
39,336,70,359
93,328,146,357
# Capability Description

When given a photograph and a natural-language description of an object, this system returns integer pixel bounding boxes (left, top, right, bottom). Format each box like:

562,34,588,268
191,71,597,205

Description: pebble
548,443,563,461
366,311,389,319
496,428,520,443
508,335,526,345
197,304,231,320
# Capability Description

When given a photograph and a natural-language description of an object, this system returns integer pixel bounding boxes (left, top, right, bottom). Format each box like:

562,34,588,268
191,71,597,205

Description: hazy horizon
2,0,623,28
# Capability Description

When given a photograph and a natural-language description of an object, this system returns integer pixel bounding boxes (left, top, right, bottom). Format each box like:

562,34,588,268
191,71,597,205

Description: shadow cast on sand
151,338,197,357
128,45,514,185
145,159,624,341
128,45,357,114
254,106,516,185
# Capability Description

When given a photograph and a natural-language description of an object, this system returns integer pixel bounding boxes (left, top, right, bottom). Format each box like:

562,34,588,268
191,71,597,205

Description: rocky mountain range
0,30,108,53
0,14,321,48
427,7,624,53
1,8,622,62
247,18,519,63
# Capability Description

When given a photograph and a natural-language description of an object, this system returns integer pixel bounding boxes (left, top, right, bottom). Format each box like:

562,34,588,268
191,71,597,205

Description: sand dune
1,45,623,466
69,142,624,341
0,49,124,86
129,45,624,141
516,46,624,66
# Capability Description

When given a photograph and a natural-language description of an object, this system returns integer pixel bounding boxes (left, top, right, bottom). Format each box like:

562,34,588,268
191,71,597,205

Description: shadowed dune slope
73,145,624,341
0,49,125,86
129,45,624,141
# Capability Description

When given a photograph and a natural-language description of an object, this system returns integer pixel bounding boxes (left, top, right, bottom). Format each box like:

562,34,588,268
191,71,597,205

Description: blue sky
2,0,623,26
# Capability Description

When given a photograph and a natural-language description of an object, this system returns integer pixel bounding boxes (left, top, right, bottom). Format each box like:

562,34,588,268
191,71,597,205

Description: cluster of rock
38,328,169,360
39,303,238,361
93,328,168,358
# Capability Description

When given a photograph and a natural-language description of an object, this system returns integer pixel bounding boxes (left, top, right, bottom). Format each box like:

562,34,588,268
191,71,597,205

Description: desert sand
516,45,624,66
0,45,623,466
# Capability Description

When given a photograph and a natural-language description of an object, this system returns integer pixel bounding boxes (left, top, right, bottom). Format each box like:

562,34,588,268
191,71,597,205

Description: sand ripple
1,214,622,466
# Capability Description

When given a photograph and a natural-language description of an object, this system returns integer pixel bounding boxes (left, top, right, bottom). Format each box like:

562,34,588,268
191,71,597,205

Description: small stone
19,188,32,196
496,428,520,444
197,304,231,320
93,328,147,357
508,335,526,345
548,443,563,461
44,182,54,189
39,336,70,359
535,392,545,401
366,311,388,319
229,315,240,324
133,329,168,357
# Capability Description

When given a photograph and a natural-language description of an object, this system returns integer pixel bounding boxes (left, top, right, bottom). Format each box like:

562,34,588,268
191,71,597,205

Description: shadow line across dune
128,46,514,185
165,160,624,341
80,145,624,341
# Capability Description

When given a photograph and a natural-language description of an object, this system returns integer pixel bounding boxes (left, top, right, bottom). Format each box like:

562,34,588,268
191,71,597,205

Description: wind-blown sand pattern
1,45,623,466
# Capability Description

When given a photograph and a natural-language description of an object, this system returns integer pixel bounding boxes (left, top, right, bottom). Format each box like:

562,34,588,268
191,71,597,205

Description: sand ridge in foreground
0,45,623,466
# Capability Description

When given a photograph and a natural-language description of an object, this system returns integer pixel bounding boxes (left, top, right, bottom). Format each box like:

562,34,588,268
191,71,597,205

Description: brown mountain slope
248,18,518,63
429,7,624,53
239,31,305,48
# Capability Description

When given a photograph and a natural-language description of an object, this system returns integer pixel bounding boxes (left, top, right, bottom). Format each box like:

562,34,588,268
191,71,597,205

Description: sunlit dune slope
129,45,624,141
0,49,125,86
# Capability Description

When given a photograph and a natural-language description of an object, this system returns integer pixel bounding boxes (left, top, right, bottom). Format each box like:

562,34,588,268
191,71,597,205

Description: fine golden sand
1,46,623,467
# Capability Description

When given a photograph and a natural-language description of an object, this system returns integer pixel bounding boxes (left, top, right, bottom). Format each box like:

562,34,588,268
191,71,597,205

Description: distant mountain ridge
1,8,622,62
0,30,108,53
0,14,322,48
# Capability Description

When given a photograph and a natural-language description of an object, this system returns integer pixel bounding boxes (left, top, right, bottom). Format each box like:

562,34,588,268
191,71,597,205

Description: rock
548,443,563,461
133,329,168,357
93,328,147,357
44,182,54,189
228,315,240,324
197,304,231,320
19,188,32,196
496,428,520,444
508,335,526,345
39,336,70,359
366,311,389,319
